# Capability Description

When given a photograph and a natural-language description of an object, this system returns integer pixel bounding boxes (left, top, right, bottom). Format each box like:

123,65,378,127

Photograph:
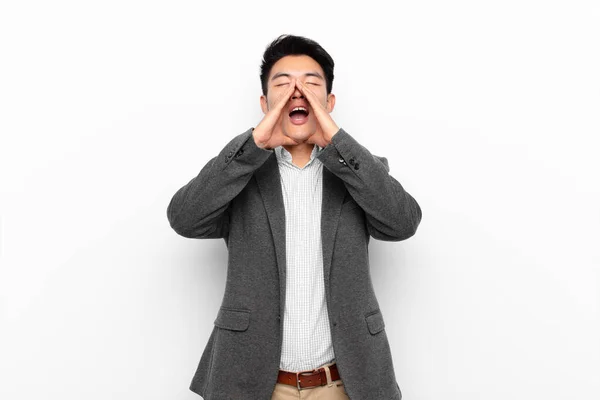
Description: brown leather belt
277,363,341,389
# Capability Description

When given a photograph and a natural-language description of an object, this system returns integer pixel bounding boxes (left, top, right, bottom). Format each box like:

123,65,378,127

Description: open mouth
289,106,309,125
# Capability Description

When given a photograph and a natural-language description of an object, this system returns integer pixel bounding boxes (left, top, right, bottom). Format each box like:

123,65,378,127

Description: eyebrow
270,71,324,81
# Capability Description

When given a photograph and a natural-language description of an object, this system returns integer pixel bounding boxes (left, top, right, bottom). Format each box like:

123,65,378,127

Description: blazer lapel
320,165,346,285
255,154,287,317
255,153,347,315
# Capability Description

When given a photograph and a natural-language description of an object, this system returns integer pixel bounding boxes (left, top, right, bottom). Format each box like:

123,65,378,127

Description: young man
167,34,422,400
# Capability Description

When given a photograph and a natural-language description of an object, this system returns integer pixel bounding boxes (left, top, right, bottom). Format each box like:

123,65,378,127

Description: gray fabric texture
167,127,422,399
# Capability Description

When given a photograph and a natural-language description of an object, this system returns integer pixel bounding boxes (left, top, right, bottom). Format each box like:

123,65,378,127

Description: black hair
260,34,335,96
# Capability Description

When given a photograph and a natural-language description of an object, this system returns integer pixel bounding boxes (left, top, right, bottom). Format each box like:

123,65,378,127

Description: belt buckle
296,368,321,390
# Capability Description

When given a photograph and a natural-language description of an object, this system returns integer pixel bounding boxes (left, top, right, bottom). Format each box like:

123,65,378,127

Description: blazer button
354,162,360,170
348,158,355,165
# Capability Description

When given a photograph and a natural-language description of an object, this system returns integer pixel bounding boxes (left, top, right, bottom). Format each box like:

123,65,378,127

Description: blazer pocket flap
365,310,385,334
214,308,250,331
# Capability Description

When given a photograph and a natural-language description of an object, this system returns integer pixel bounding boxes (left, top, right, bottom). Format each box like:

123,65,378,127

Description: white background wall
1,1,598,399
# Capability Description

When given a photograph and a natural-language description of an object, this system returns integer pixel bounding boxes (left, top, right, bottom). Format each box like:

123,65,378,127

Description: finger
296,80,324,112
273,77,296,113
296,80,316,104
262,79,296,131
297,80,328,130
295,79,308,100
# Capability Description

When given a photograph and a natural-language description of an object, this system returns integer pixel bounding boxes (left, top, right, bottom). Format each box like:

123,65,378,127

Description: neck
282,142,315,168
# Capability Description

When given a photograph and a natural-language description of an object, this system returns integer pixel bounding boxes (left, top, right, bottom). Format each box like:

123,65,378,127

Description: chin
287,131,313,143
283,124,316,143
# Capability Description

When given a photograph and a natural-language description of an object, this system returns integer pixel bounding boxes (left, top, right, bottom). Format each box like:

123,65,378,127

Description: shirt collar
275,144,323,167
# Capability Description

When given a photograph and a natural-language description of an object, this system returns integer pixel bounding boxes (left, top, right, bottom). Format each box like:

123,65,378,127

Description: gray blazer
167,127,422,399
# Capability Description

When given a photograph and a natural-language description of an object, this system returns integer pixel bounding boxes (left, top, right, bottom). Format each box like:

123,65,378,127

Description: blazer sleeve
316,128,422,241
166,127,273,239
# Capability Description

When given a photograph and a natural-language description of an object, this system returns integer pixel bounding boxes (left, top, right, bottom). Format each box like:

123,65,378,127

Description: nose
291,85,304,100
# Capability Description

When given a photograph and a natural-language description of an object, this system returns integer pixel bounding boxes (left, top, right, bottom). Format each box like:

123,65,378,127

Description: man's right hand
253,77,299,150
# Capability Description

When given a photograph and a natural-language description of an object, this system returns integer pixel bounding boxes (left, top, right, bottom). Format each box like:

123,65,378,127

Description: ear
326,93,336,113
260,95,269,114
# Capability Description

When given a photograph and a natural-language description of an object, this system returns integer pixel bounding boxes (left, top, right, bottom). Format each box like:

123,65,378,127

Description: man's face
260,55,335,144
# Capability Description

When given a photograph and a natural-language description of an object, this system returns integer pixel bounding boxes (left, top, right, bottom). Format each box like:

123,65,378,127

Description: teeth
292,107,307,113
